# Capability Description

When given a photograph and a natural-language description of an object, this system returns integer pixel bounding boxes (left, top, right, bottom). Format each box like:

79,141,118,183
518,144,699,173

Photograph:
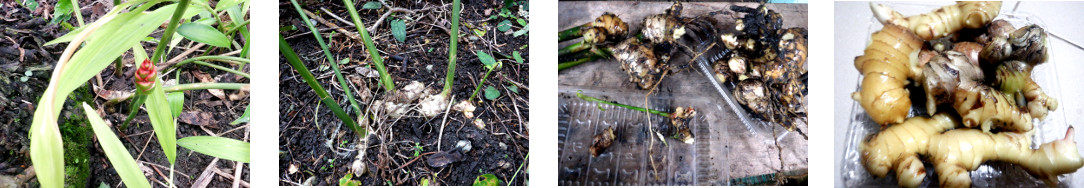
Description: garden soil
278,0,529,186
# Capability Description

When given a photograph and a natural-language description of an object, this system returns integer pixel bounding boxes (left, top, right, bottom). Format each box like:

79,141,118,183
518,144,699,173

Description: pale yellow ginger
1023,79,1058,119
871,1,1002,40
862,114,1084,187
860,113,957,187
928,127,1083,187
853,25,924,125
952,82,1032,132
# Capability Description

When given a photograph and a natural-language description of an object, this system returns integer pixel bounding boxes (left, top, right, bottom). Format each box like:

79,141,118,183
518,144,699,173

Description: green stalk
173,55,250,66
557,41,590,56
71,0,84,26
281,35,365,136
468,66,496,103
120,95,146,130
342,0,395,92
558,25,585,42
440,0,461,97
508,153,529,185
291,0,363,118
558,47,611,71
164,83,247,92
191,61,250,78
150,0,190,63
576,90,669,116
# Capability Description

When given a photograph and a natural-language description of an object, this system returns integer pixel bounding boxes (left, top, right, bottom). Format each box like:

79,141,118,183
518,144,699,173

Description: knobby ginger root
860,113,957,187
853,25,923,125
1023,79,1058,119
928,127,1083,187
921,50,1033,132
871,1,1002,40
862,114,1084,187
953,81,1032,132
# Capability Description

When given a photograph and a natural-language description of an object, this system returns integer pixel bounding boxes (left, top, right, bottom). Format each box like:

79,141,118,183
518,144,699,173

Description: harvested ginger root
928,127,1083,187
853,25,924,125
861,113,957,187
862,114,1084,187
871,1,1002,40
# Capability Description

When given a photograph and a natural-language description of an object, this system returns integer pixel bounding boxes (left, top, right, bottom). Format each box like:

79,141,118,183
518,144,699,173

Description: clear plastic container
839,7,1079,187
557,87,728,186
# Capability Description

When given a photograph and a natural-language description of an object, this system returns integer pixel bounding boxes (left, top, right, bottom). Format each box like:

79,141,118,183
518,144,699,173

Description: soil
278,0,529,186
0,1,250,187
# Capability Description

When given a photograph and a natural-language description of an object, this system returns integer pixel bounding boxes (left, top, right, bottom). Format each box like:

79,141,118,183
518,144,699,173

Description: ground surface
278,0,529,186
0,1,250,187
557,1,808,185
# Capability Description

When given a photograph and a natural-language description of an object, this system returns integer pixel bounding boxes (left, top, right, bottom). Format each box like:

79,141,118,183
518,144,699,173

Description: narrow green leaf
214,0,244,12
29,107,63,188
512,51,523,64
167,92,184,118
82,103,152,188
362,1,381,9
497,20,512,32
230,106,250,125
476,51,496,69
484,86,500,100
177,22,231,47
391,19,406,43
145,79,177,164
177,136,250,163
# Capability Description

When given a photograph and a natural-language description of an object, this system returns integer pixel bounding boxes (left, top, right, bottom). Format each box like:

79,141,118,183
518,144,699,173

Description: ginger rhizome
861,114,1084,187
871,1,1002,40
852,25,923,125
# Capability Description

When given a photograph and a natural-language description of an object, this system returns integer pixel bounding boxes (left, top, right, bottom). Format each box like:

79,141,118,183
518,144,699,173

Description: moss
60,84,95,187
60,118,91,188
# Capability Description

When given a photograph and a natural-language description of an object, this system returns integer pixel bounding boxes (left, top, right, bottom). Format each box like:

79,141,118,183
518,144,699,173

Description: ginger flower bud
134,59,157,93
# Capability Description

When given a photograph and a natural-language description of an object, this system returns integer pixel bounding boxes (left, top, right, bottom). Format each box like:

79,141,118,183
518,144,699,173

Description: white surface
834,1,1084,187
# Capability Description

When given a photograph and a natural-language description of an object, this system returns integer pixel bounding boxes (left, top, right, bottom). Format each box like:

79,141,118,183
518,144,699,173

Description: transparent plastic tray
557,87,728,186
840,7,1079,187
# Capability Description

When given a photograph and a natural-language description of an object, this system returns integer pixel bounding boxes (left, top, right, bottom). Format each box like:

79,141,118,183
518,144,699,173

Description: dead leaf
228,89,248,101
426,151,463,168
354,66,379,78
288,163,298,175
191,70,226,100
178,111,216,126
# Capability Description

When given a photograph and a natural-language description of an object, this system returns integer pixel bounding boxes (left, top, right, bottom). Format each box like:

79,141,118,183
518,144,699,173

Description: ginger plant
30,0,251,186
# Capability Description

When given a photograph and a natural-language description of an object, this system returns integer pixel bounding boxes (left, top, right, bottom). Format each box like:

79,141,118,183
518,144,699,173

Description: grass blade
82,103,152,188
177,136,250,163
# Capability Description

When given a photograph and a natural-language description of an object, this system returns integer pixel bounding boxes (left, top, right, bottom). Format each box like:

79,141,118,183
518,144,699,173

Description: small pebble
456,140,472,153
498,142,507,150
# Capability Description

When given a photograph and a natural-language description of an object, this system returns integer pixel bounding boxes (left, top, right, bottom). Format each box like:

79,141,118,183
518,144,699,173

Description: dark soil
0,1,250,187
278,0,529,186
